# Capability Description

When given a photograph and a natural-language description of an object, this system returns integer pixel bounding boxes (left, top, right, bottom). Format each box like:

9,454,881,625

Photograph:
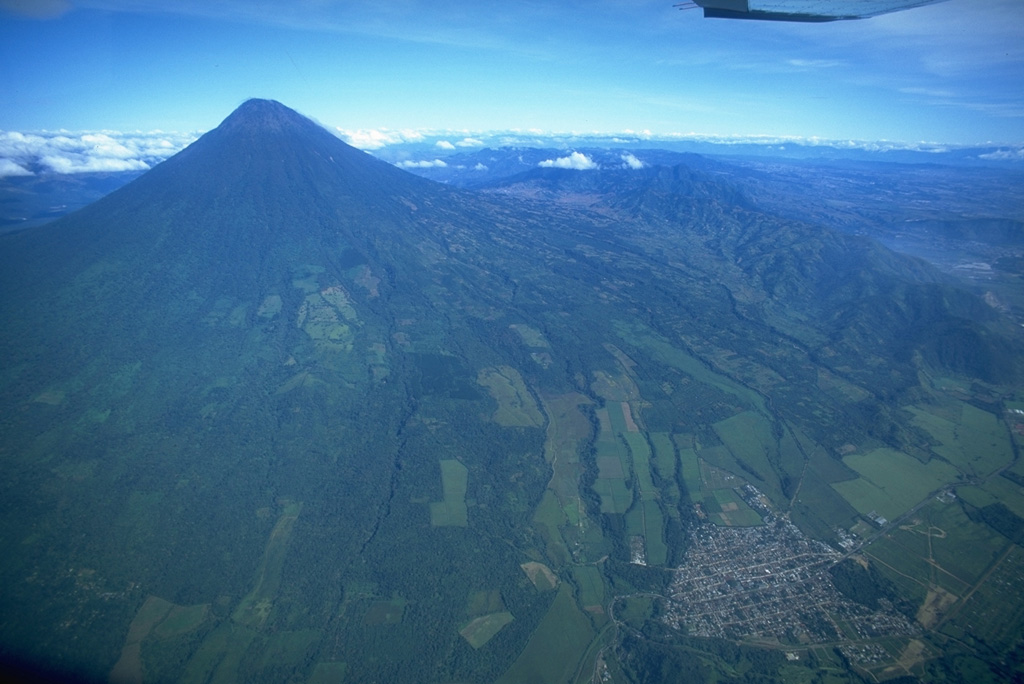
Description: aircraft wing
685,0,948,22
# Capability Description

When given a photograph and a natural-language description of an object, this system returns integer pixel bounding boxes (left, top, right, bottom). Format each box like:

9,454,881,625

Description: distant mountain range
1,100,1021,683
4,125,1023,233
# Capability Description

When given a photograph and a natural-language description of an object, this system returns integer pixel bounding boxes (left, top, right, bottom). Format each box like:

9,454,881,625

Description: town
663,504,919,654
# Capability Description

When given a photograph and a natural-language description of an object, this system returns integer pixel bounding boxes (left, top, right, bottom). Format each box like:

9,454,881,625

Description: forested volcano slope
0,100,1019,683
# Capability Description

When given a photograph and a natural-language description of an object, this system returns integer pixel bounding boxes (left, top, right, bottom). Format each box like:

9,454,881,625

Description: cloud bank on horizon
396,159,448,169
0,130,197,178
0,0,1021,146
3,123,1024,179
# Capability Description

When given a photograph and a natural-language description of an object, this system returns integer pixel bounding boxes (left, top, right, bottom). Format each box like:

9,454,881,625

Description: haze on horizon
1,0,1022,148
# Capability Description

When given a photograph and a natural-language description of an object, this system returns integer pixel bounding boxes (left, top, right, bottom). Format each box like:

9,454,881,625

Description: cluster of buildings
662,512,918,646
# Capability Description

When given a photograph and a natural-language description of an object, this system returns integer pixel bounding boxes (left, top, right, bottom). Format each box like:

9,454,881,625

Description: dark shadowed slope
1,99,448,295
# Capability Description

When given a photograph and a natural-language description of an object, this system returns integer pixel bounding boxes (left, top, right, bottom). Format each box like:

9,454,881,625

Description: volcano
0,100,1019,684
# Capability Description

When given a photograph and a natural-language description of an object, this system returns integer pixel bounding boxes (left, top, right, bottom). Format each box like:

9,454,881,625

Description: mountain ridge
481,157,1018,384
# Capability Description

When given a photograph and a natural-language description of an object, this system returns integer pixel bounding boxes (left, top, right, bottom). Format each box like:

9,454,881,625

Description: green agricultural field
497,584,597,684
642,500,668,565
863,536,934,604
166,502,309,684
477,365,544,427
941,545,1024,658
705,488,762,527
153,603,209,639
538,392,592,504
791,471,861,541
715,411,775,463
649,432,676,480
606,400,629,435
713,411,784,504
808,447,859,484
921,500,1009,585
676,439,703,499
908,403,1013,477
179,622,259,684
257,630,320,671
778,428,808,487
109,596,177,684
699,457,745,491
233,501,303,628
831,448,960,520
1009,452,1024,480
256,294,282,318
622,433,656,501
227,303,247,327
955,484,997,511
596,455,625,479
591,369,638,403
461,612,515,649
521,561,559,591
307,662,347,684
533,490,571,566
613,320,767,414
865,531,966,599
430,459,468,527
625,505,645,539
594,437,622,460
595,403,671,562
816,367,872,403
509,323,549,348
594,477,632,514
965,474,1024,519
592,405,632,516
572,565,605,610
298,291,355,352
865,498,1007,601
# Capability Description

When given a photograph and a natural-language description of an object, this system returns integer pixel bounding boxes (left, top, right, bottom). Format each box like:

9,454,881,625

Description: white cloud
455,137,484,147
435,140,455,150
473,163,488,171
538,151,598,170
79,133,136,158
979,147,1024,161
0,129,195,175
0,158,33,177
396,159,448,169
40,155,151,174
620,153,645,169
336,127,425,150
355,127,1006,158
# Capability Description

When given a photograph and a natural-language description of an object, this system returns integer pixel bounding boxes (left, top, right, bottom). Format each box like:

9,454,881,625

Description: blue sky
1,0,1022,148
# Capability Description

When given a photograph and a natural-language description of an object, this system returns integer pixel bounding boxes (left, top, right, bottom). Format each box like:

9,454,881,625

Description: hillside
0,100,1021,684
